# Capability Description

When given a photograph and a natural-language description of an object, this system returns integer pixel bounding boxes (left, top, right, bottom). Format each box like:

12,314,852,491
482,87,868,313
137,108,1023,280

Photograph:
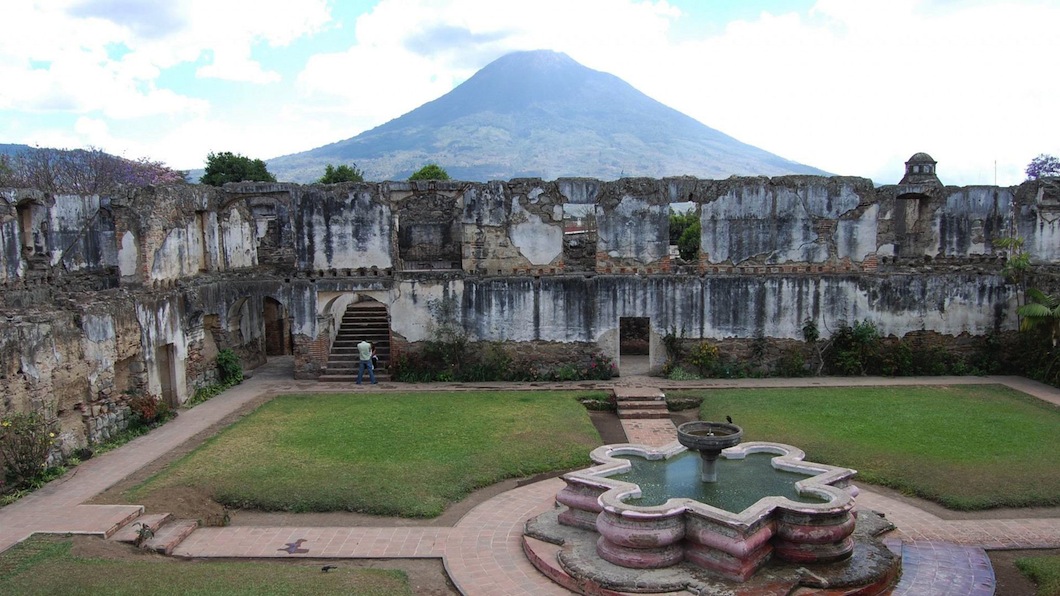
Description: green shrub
665,365,700,381
583,353,616,380
665,395,702,411
578,394,616,411
553,363,580,381
217,349,243,385
689,341,720,377
0,413,56,490
825,319,881,375
504,359,542,382
777,348,809,377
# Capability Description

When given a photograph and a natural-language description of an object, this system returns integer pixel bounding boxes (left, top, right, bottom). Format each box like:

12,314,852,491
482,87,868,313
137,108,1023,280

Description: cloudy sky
2,0,1057,186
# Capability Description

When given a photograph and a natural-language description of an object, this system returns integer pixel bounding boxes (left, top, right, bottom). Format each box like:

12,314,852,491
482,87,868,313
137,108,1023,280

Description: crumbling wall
2,174,1059,454
699,176,876,267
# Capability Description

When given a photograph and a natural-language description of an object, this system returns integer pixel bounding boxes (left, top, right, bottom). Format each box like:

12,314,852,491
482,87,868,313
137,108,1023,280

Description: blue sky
2,0,1057,186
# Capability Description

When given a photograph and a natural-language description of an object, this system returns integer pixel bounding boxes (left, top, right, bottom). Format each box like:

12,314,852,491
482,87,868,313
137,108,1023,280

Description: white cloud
295,0,682,128
3,0,1058,185
626,0,1060,185
0,0,331,114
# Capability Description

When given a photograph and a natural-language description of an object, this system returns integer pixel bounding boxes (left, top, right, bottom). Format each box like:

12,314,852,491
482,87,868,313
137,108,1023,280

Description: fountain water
524,423,901,593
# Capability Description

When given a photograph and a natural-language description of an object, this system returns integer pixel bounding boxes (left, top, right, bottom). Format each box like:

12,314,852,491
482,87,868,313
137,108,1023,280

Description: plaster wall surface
1,174,1058,457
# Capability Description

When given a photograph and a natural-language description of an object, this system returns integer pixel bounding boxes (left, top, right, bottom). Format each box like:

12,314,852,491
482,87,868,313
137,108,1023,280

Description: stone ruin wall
0,174,1058,456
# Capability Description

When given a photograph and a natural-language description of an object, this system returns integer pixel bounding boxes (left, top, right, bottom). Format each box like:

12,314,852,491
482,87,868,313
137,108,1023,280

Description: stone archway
318,294,393,381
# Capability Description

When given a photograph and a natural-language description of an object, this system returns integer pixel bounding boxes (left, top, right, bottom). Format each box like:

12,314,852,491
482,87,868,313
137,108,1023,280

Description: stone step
334,337,390,344
329,351,390,359
333,337,389,345
615,393,665,401
617,409,671,420
612,388,665,400
318,374,391,383
325,363,389,371
102,507,146,538
616,399,667,410
143,519,199,555
109,513,174,544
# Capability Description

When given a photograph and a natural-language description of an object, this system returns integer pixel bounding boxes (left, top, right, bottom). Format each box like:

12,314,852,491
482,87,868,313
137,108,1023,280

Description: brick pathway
1,358,1058,595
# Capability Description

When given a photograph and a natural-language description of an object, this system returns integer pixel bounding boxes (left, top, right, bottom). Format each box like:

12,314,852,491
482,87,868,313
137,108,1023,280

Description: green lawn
1017,554,1060,596
668,385,1060,510
0,535,410,595
131,391,604,517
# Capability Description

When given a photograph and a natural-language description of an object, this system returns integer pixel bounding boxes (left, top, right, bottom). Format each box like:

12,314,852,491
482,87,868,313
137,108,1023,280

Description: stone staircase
614,387,669,419
320,302,391,382
108,512,199,555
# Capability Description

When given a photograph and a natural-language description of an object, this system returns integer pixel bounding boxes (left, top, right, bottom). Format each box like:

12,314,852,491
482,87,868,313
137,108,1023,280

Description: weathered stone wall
1,174,1058,455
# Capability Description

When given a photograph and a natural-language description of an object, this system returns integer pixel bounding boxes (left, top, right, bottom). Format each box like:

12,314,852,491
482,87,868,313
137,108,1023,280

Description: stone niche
398,192,462,270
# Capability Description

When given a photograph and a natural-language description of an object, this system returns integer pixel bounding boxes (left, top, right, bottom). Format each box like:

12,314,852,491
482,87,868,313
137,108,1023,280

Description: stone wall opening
196,211,208,272
669,201,699,266
263,297,291,356
16,200,47,256
619,316,651,375
563,203,596,271
157,343,178,407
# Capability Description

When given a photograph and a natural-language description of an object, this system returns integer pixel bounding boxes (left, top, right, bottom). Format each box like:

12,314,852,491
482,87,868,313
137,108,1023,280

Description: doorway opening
157,343,178,407
619,317,650,376
263,297,291,356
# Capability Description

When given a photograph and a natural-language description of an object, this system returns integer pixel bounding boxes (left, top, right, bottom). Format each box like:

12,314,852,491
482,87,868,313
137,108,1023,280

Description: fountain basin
676,421,743,452
556,440,859,582
677,421,743,483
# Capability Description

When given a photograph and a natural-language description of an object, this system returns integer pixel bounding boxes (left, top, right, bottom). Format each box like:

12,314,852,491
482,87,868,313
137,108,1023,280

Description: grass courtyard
0,534,411,596
128,390,605,517
4,383,1060,594
670,384,1060,510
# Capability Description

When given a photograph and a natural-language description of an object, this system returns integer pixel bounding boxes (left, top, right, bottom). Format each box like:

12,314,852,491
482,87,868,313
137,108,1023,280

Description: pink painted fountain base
554,440,860,582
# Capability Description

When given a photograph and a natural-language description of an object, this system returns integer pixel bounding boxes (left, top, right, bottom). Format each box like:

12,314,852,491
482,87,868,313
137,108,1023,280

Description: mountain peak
268,50,827,182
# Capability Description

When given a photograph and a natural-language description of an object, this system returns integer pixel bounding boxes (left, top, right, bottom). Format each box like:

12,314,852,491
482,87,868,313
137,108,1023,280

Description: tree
995,236,1032,329
668,210,700,261
0,147,183,194
201,151,276,186
1019,288,1060,347
408,163,450,181
1026,154,1060,179
318,163,364,184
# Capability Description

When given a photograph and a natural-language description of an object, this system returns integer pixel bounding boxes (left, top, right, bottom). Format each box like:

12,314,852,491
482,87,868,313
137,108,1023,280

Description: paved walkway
1,358,1058,595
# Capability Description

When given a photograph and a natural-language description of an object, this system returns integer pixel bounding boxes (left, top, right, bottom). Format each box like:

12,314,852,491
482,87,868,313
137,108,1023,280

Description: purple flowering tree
0,147,185,194
1025,154,1060,180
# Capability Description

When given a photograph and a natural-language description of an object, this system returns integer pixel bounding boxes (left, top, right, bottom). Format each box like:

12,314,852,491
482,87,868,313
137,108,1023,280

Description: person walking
356,339,377,384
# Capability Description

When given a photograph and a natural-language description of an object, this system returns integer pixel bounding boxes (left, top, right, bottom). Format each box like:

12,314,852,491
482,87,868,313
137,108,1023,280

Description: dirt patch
67,534,458,595
988,549,1058,596
88,392,273,521
70,533,168,562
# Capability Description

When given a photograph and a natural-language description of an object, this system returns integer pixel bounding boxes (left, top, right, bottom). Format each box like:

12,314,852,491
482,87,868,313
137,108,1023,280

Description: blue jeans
357,359,376,384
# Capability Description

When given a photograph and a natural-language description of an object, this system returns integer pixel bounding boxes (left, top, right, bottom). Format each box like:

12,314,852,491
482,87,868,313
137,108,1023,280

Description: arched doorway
319,295,392,381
